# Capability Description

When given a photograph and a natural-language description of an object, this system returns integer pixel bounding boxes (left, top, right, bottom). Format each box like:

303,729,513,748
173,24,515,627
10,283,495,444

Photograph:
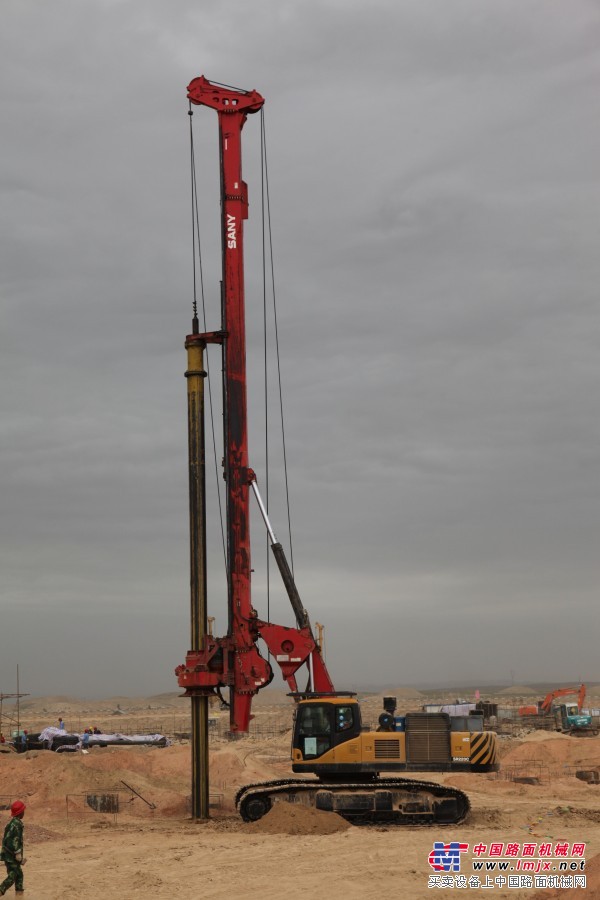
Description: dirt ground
1,691,599,899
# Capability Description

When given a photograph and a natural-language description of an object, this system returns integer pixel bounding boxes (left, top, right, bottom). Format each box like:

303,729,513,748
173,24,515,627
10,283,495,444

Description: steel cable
189,105,227,574
260,109,295,576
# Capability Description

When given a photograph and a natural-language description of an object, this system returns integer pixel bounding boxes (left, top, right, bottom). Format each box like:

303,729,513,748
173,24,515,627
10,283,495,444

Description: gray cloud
1,0,599,697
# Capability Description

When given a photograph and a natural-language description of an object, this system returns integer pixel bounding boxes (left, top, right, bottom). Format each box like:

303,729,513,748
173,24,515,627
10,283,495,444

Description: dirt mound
23,823,62,844
531,850,600,899
0,739,289,825
503,735,600,769
245,800,351,835
378,686,424,699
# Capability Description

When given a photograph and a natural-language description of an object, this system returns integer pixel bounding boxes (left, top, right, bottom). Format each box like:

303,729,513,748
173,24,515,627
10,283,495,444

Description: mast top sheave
187,75,264,115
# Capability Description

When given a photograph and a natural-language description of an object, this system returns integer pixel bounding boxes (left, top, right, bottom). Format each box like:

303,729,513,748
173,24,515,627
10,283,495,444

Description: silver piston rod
250,479,315,690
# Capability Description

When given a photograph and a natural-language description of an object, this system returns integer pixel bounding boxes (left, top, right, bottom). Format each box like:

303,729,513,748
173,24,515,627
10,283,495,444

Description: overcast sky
1,0,599,699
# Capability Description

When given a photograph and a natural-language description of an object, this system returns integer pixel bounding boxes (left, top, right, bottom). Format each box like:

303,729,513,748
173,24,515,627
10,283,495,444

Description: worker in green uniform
0,800,26,896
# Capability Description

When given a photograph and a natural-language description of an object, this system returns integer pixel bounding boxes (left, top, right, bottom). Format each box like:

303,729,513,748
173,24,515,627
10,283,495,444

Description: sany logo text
227,213,237,249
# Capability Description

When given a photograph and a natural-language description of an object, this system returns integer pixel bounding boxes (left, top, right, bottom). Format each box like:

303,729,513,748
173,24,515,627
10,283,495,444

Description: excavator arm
539,685,586,714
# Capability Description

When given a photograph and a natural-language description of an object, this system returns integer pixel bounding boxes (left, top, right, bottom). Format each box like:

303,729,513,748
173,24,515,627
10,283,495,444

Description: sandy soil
1,693,599,899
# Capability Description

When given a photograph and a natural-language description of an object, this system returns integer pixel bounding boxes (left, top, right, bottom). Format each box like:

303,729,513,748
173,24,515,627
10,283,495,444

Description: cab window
335,706,354,732
295,704,332,759
297,705,331,735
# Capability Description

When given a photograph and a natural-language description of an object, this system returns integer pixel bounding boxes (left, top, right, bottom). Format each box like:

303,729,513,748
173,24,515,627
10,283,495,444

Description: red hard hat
10,800,25,817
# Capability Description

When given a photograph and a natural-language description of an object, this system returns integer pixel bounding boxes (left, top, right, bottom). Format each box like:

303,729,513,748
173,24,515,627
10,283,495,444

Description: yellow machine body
291,695,498,775
237,695,494,825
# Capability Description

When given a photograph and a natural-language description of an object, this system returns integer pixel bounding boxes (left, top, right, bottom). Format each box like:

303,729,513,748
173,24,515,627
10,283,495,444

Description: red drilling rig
175,76,334,737
175,77,497,825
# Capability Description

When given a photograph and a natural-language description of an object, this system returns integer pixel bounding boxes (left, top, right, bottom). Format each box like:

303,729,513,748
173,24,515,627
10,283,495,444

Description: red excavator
175,77,498,825
519,685,597,736
519,684,587,717
540,684,587,715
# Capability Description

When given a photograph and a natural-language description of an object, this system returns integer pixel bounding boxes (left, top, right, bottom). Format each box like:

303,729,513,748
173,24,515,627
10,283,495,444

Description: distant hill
497,685,538,696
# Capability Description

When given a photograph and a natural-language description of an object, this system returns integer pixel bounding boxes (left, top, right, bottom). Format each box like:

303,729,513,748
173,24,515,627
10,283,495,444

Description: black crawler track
236,777,470,826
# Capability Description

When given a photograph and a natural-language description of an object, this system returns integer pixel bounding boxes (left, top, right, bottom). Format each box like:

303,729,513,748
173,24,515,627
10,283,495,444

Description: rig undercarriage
236,777,470,826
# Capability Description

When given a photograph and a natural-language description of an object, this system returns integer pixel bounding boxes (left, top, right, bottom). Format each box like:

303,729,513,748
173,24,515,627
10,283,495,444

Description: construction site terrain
1,685,599,900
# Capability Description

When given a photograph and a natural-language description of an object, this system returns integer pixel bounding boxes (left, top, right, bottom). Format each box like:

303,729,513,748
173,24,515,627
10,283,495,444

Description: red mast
189,78,262,641
176,77,333,735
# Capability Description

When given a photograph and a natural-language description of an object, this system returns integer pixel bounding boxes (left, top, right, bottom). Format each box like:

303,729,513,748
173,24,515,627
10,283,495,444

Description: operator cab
292,694,361,760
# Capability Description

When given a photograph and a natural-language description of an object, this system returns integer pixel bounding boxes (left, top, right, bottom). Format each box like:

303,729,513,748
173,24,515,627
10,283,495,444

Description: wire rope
260,110,271,624
188,102,294,623
188,105,227,573
260,109,295,575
